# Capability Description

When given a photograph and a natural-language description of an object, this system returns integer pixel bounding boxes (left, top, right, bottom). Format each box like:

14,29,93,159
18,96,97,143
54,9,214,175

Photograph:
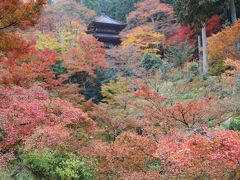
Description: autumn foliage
0,0,46,51
168,15,221,45
135,84,212,129
166,130,240,178
0,0,46,31
64,34,107,76
0,0,240,179
96,132,157,178
0,40,61,87
0,86,95,153
127,0,174,28
122,25,165,53
208,20,240,65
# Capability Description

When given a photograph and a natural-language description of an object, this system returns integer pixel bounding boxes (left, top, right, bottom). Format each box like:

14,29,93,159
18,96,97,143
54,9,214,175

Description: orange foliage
0,0,46,31
127,0,174,28
135,84,212,129
168,130,240,179
96,132,157,177
0,0,46,51
222,58,240,87
0,40,61,87
64,34,107,76
223,58,240,76
53,84,85,107
36,0,96,33
207,20,240,65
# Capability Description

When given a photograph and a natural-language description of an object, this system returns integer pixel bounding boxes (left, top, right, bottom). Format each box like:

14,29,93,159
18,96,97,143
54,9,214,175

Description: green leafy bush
210,61,225,76
13,168,35,180
51,60,68,78
186,62,199,81
0,128,4,141
166,43,194,68
180,91,196,100
147,160,161,171
229,116,240,131
67,68,117,103
170,72,184,82
20,150,96,180
141,53,163,71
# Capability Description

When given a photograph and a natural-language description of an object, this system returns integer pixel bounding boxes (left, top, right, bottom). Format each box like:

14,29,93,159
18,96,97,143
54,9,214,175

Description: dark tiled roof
94,15,126,26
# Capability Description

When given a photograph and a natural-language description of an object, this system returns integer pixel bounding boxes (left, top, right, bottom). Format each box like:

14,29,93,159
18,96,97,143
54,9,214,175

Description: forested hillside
0,0,240,179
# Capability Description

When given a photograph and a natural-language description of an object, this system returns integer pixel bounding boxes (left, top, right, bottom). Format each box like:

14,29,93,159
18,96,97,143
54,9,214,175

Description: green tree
76,0,101,14
174,0,223,76
141,53,163,71
166,43,194,68
161,0,175,4
78,0,142,21
104,0,142,22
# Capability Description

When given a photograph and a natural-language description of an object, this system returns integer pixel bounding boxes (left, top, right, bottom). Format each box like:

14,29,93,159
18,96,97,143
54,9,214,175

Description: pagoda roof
94,15,126,26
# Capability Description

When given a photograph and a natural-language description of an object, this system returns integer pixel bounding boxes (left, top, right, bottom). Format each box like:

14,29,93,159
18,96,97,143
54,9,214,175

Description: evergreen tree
77,0,142,21
174,0,224,76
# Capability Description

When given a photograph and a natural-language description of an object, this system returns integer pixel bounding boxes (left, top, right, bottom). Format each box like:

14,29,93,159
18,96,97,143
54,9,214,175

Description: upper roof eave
92,21,127,28
96,15,124,24
93,15,126,26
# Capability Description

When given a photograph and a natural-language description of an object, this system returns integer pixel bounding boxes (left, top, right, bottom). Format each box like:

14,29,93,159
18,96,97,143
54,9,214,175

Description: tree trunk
230,0,237,24
151,17,156,27
201,23,208,76
198,35,202,74
230,0,240,54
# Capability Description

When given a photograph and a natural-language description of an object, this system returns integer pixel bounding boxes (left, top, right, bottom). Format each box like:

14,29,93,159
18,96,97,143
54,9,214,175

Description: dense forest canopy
0,0,240,179
72,0,143,21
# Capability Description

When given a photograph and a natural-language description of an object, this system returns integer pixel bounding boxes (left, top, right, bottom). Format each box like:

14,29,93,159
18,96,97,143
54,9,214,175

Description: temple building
87,15,127,48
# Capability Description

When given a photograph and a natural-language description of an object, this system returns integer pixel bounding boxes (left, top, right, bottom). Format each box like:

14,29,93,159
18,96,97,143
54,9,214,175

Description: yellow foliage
36,34,62,52
101,77,130,105
122,25,165,53
36,20,86,54
55,20,85,50
93,78,136,127
207,20,240,65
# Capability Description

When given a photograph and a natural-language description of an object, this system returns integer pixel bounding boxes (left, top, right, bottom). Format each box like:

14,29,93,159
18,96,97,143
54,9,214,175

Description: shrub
180,91,196,100
147,160,161,171
9,168,35,180
0,128,4,141
51,60,68,78
20,150,96,180
170,72,184,82
186,62,199,82
187,62,199,76
166,43,194,68
141,53,163,71
229,116,240,131
210,61,225,76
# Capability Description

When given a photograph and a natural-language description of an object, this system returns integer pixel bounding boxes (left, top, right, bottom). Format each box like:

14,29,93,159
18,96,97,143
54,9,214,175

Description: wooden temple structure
87,15,127,47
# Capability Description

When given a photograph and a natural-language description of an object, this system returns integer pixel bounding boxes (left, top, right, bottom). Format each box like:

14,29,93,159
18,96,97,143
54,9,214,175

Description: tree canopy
0,0,240,179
